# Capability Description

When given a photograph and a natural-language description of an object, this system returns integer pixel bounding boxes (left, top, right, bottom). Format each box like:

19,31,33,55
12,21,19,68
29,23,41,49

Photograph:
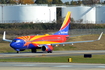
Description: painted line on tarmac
98,66,105,68
14,64,37,67
54,65,72,68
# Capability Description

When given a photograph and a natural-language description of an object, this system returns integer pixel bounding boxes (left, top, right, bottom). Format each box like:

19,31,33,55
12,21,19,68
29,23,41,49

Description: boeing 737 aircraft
3,12,103,53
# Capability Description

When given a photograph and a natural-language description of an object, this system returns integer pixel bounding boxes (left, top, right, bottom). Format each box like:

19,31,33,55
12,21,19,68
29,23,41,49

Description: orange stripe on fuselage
17,36,30,41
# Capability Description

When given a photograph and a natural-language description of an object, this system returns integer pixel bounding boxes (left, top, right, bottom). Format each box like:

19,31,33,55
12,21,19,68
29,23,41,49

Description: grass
0,55,105,64
72,55,105,64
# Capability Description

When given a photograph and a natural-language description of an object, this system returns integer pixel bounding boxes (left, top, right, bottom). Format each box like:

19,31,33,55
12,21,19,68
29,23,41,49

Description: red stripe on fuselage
31,35,68,43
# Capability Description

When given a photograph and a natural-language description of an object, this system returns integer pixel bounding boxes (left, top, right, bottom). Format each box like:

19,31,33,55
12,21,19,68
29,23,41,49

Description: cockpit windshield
12,40,21,42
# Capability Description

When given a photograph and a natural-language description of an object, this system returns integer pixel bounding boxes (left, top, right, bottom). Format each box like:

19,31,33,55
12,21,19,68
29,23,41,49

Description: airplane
2,11,103,53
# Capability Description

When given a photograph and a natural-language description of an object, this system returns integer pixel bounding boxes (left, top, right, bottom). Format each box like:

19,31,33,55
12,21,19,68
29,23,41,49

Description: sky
61,0,105,3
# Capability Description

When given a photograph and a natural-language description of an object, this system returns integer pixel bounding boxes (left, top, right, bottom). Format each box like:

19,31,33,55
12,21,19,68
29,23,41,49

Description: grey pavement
0,62,105,70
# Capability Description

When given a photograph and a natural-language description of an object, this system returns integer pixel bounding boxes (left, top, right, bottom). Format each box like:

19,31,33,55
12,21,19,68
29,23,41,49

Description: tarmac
0,62,105,70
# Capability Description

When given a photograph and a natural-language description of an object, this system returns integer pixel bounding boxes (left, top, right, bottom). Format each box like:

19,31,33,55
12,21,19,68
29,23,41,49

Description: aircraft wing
3,31,12,42
52,32,103,45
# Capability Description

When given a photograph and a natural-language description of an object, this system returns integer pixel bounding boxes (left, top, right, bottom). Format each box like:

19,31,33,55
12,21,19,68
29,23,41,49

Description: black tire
17,51,20,53
47,51,52,53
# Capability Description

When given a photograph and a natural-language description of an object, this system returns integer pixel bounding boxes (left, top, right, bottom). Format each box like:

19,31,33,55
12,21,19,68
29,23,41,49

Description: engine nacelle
41,45,53,52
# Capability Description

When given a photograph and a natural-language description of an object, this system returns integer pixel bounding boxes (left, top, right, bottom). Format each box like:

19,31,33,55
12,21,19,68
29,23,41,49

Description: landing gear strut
47,51,52,53
31,49,37,53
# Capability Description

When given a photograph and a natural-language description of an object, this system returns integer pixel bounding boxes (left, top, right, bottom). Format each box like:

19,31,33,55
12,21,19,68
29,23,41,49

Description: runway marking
14,64,37,67
0,50,105,58
55,65,72,68
98,66,105,68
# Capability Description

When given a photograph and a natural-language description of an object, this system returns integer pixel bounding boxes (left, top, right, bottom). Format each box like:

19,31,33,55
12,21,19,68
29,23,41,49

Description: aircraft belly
26,44,37,49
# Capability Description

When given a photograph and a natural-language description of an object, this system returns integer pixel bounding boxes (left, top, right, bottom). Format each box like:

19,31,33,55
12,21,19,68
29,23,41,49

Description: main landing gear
16,49,25,53
31,49,37,53
16,49,52,53
17,51,20,53
47,51,52,53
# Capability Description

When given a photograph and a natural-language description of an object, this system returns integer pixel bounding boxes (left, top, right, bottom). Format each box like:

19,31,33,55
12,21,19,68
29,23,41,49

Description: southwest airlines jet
3,12,103,53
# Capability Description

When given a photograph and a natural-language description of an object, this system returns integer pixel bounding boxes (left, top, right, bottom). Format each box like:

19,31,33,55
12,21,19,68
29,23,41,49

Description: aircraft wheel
47,51,52,53
17,51,20,53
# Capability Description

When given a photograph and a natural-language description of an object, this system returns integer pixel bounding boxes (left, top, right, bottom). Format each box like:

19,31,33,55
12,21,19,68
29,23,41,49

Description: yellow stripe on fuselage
30,35,50,41
32,41,59,44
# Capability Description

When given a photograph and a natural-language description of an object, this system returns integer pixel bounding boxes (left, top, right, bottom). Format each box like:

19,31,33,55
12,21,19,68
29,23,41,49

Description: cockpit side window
12,40,17,42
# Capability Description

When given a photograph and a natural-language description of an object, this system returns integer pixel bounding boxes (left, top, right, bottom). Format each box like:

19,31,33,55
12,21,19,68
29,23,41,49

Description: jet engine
41,45,53,53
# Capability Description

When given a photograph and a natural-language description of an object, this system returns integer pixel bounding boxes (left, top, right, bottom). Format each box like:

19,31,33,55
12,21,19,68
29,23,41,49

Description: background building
62,5,105,24
62,5,96,24
0,4,56,23
0,4,105,24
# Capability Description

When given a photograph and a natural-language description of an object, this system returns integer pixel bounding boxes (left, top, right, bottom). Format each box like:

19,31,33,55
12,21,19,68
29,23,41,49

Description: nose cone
10,39,25,49
10,43,15,48
10,43,21,49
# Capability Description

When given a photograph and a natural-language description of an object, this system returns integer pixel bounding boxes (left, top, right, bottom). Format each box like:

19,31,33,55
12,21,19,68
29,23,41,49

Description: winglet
2,31,12,42
3,31,6,40
97,32,103,40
